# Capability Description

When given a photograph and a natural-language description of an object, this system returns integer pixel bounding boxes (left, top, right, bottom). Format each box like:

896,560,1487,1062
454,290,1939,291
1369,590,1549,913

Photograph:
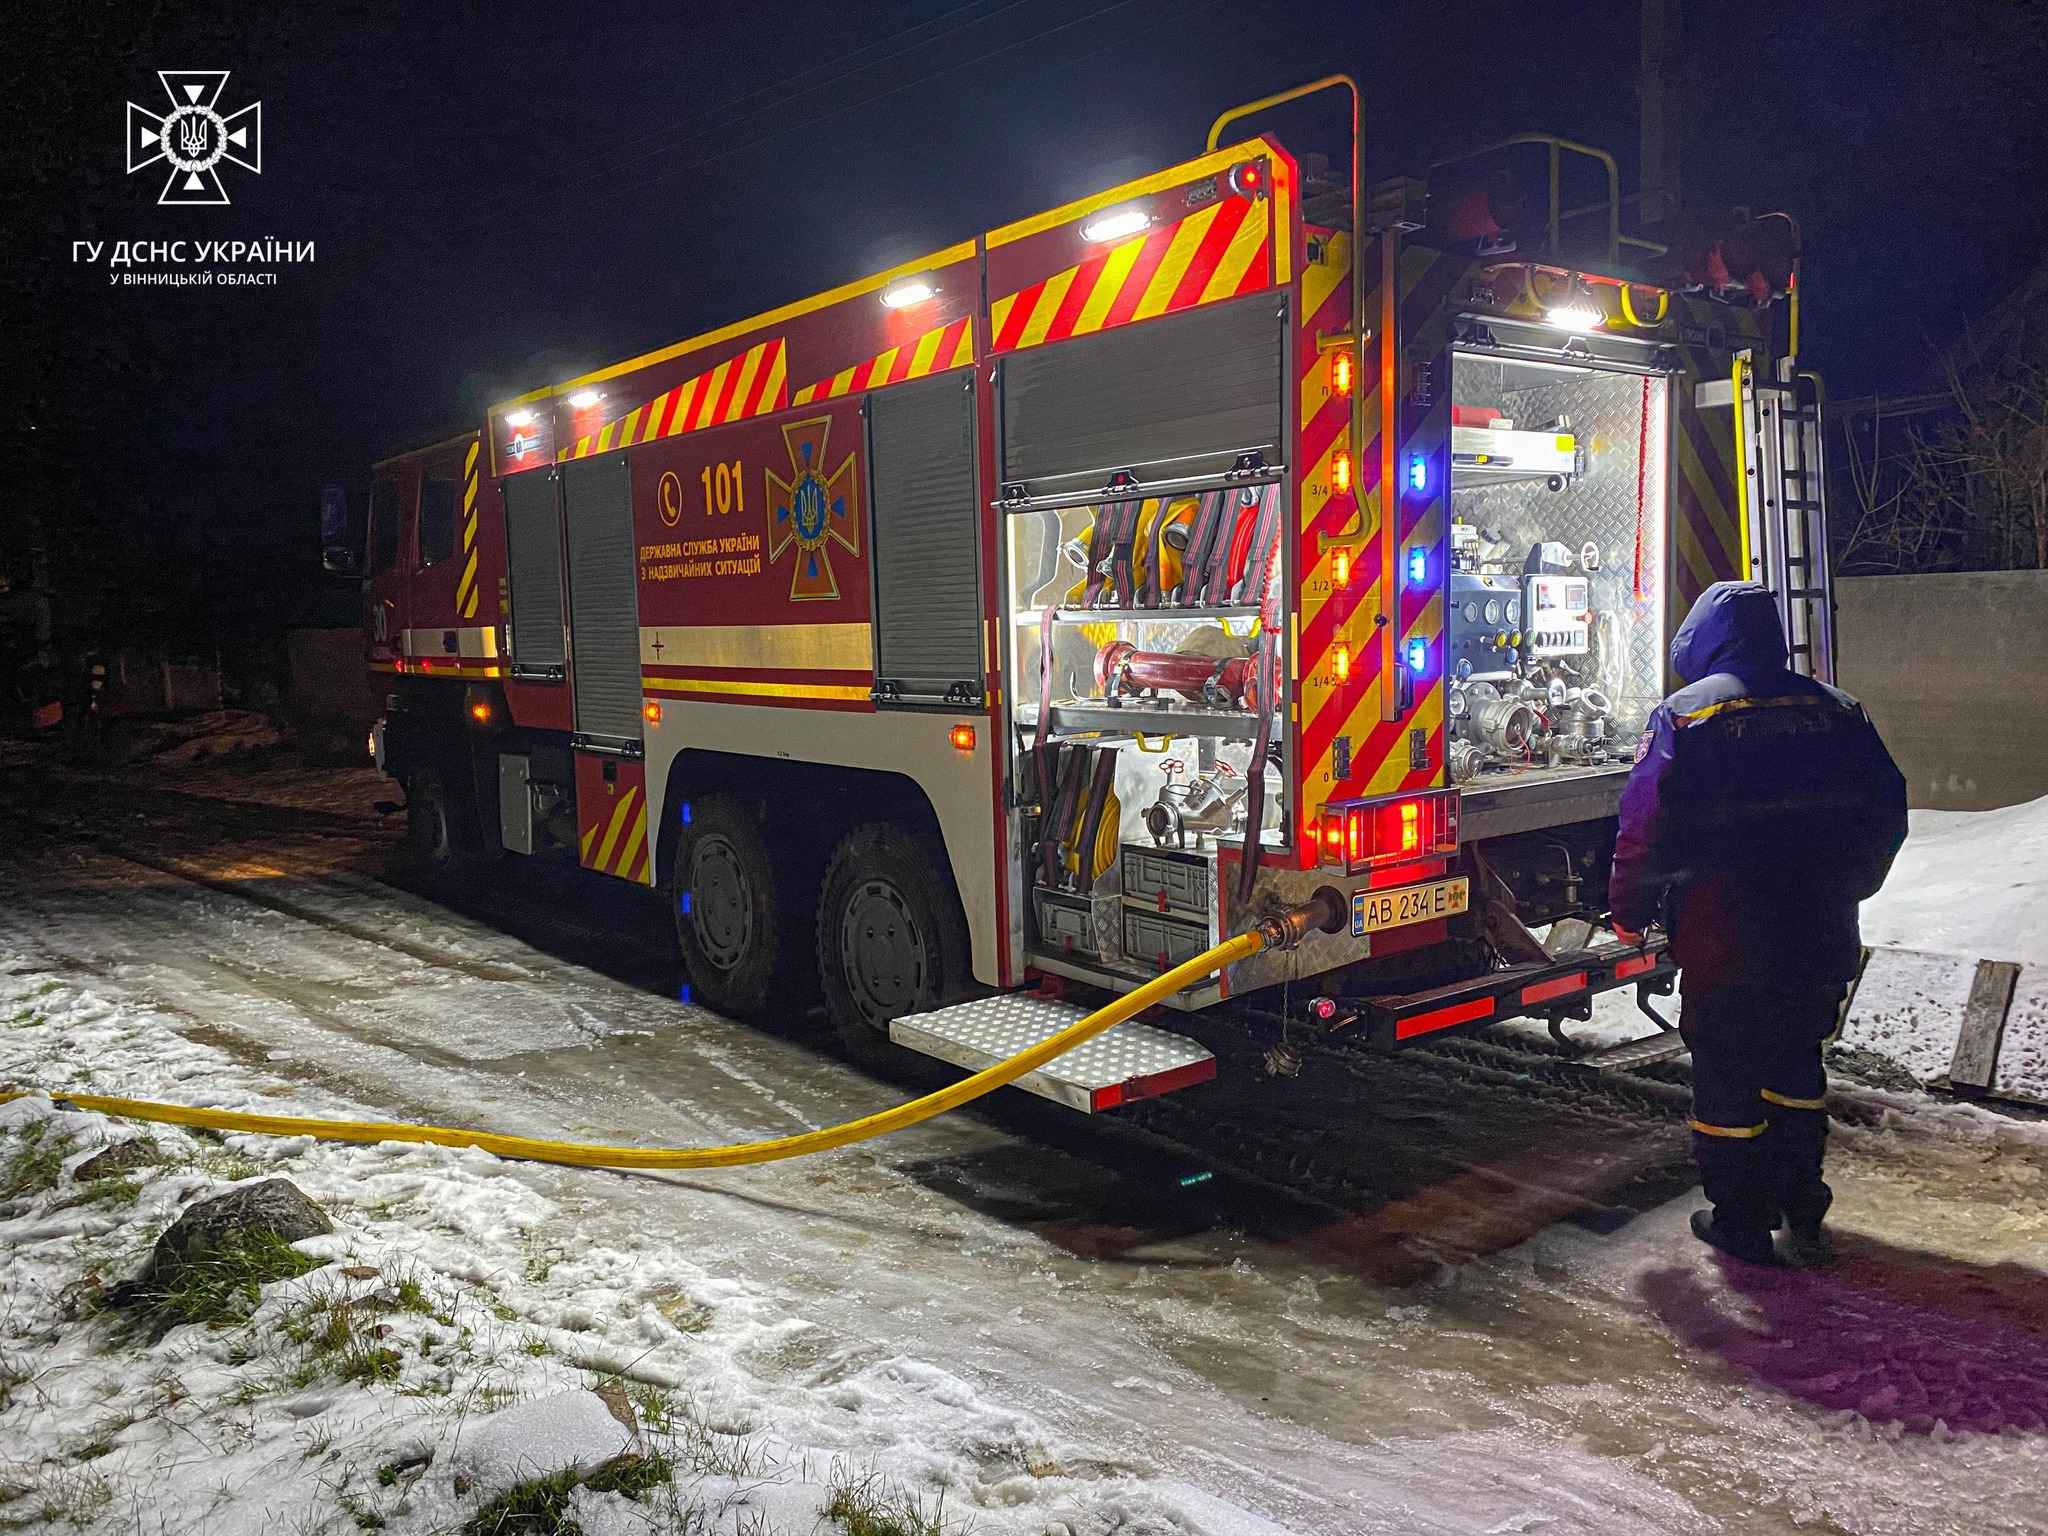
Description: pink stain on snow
1642,1239,2048,1435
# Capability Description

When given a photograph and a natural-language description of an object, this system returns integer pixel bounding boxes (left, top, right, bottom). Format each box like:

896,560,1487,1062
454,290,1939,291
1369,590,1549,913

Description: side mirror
320,484,367,577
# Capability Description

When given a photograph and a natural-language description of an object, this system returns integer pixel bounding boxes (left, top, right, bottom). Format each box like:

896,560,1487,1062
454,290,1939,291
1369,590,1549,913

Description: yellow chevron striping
455,547,479,609
617,806,648,881
1131,202,1218,322
728,346,765,422
907,326,946,374
462,587,478,619
1203,202,1268,301
593,787,638,872
1016,266,1078,350
948,320,974,367
1071,236,1146,337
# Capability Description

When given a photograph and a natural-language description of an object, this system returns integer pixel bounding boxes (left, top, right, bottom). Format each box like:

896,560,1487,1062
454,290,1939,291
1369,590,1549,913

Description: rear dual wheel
816,824,972,1067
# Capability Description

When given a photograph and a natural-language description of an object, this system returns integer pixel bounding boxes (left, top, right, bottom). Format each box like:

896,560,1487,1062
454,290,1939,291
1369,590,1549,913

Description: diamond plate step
889,994,1216,1113
1579,1030,1688,1074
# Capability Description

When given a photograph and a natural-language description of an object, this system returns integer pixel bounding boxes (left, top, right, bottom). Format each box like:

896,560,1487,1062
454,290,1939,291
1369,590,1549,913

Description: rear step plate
890,994,1216,1114
1579,1031,1688,1074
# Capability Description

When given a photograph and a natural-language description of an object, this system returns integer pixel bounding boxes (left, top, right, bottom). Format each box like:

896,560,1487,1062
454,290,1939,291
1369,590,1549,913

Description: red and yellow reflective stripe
791,317,973,406
987,194,1271,355
560,339,789,462
580,785,650,883
454,439,483,619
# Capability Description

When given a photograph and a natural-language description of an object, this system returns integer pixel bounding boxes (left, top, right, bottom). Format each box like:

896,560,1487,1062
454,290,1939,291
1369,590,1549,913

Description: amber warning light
948,724,976,751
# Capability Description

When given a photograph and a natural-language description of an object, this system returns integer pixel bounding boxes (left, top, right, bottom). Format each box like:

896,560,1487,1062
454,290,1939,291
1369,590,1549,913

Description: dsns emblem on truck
765,417,861,601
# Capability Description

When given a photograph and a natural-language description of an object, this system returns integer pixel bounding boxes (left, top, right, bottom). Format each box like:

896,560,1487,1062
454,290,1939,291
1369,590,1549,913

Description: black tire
816,823,973,1063
405,764,478,882
671,794,820,1021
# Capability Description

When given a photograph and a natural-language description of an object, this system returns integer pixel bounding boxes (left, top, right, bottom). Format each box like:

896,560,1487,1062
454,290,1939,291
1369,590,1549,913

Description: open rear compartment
1446,351,1670,830
1007,480,1290,1002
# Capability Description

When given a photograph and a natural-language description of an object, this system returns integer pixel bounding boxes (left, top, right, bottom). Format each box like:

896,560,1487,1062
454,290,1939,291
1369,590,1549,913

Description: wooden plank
1949,959,2021,1090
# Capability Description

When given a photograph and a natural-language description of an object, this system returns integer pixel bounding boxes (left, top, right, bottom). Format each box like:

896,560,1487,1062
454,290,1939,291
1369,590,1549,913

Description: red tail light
1322,789,1460,874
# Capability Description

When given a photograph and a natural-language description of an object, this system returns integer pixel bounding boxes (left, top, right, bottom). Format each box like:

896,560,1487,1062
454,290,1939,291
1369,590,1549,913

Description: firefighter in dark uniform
1610,582,1907,1266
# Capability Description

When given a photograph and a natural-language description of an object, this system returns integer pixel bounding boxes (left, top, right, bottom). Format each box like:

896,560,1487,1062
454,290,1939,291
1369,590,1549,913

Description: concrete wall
285,627,383,730
1835,571,2048,811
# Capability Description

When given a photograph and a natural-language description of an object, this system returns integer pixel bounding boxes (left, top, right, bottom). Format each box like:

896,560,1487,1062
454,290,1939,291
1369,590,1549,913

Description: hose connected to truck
0,893,1346,1172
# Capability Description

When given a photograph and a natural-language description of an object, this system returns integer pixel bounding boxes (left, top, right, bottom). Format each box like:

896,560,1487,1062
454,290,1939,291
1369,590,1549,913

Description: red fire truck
327,80,1830,1110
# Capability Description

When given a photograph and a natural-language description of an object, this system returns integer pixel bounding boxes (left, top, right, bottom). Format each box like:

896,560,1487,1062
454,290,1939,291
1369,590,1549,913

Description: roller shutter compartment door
561,453,643,748
503,468,566,680
867,372,983,707
999,293,1287,497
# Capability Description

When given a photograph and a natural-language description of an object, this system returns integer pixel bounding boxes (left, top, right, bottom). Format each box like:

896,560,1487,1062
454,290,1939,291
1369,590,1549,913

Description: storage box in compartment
1032,888,1123,964
1121,846,1212,919
1122,909,1210,973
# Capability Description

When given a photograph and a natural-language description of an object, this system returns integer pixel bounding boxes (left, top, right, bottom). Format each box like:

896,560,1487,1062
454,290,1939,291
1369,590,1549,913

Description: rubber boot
1691,1207,1782,1266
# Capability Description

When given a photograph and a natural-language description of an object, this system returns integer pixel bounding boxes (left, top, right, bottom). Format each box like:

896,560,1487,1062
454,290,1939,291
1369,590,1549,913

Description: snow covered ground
1839,795,2048,1103
3,770,2048,1533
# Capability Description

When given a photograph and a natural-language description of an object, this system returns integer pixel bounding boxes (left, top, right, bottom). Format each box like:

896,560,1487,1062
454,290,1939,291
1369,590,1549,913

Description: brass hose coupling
1254,886,1348,951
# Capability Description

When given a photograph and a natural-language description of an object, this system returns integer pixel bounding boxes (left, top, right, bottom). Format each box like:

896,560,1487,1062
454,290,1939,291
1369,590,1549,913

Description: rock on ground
140,1176,333,1284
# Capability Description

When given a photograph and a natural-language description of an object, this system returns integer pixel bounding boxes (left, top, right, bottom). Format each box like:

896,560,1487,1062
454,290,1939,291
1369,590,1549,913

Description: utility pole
1639,0,1682,224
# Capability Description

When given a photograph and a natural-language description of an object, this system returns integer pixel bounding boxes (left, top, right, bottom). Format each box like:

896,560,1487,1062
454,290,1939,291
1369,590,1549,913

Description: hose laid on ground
0,929,1280,1172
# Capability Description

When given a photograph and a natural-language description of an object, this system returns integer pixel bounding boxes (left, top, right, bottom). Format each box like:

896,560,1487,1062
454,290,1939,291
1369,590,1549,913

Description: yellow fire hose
0,903,1335,1170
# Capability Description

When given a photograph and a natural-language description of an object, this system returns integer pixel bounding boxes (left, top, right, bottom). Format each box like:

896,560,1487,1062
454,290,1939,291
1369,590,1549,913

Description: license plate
1352,876,1469,937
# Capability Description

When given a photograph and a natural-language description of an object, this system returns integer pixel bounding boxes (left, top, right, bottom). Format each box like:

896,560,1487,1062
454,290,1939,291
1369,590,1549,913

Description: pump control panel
1523,574,1590,658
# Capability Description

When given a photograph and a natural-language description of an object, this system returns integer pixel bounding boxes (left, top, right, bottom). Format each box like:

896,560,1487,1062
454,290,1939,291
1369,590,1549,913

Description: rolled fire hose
0,896,1341,1173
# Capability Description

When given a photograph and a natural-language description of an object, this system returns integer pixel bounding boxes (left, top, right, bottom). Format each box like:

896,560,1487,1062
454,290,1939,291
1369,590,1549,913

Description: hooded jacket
1610,581,1908,986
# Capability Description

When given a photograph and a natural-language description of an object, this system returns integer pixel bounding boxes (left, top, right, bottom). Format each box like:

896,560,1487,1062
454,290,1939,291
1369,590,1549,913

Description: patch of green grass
127,1228,321,1336
394,1274,433,1314
202,1150,264,1182
0,1122,66,1199
517,1335,550,1358
463,1467,580,1536
72,1174,142,1210
822,1472,953,1536
336,1488,388,1530
461,1455,675,1536
334,1343,403,1386
583,1453,672,1499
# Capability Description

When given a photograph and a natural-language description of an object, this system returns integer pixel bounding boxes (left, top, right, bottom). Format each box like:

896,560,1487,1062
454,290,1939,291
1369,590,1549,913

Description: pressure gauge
1483,599,1501,625
1463,601,1479,623
1506,598,1520,624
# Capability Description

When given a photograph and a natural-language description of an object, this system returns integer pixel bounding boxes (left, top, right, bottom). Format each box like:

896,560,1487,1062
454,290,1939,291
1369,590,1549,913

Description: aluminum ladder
1735,353,1836,682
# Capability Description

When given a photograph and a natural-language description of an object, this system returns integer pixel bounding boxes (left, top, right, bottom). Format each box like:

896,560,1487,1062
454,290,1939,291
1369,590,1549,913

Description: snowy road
4,758,2048,1534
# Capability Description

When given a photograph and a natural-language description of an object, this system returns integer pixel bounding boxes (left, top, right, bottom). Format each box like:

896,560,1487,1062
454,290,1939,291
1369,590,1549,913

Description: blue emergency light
1406,546,1428,585
1406,637,1429,674
1407,453,1430,493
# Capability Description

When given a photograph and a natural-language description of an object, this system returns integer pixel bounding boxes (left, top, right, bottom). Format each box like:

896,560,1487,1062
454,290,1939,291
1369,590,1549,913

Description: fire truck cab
330,86,1827,1101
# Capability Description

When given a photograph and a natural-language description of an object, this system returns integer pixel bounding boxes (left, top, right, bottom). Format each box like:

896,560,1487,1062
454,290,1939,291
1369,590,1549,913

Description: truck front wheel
817,823,972,1060
672,794,819,1022
406,764,477,881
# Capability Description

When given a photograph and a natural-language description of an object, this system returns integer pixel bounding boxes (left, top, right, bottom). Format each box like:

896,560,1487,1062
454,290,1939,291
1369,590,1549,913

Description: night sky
6,0,2046,655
